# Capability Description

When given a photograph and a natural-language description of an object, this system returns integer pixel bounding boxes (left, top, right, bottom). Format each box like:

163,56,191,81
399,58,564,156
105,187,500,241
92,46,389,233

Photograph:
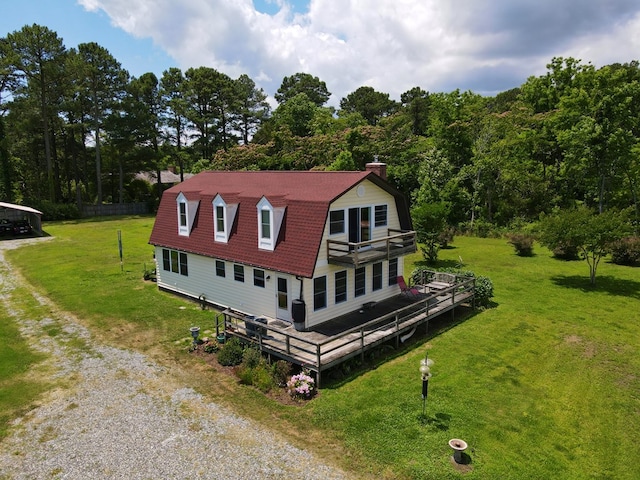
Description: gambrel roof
149,170,412,278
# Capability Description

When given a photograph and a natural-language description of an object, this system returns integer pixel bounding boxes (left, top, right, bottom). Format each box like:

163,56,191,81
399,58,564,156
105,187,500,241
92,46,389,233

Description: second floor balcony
327,229,417,268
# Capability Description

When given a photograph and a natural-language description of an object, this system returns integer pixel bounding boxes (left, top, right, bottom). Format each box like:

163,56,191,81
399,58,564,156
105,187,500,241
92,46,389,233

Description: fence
81,203,148,218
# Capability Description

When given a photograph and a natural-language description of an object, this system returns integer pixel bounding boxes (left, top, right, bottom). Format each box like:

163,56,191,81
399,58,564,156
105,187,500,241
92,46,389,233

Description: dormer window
176,192,199,236
213,194,238,243
257,197,285,251
260,209,271,240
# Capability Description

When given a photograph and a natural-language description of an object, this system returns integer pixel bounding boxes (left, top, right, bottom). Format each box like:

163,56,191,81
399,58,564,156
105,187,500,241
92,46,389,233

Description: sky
2,0,640,107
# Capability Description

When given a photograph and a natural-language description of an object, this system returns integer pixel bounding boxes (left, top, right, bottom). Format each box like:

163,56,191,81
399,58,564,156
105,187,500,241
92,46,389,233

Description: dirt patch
563,334,597,359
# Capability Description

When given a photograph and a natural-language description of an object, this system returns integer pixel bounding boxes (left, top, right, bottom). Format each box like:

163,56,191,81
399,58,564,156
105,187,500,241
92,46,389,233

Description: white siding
303,258,407,327
304,180,408,327
155,246,285,318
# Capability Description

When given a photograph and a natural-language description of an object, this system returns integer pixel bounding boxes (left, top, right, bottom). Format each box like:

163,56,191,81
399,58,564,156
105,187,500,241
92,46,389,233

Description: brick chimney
365,161,387,180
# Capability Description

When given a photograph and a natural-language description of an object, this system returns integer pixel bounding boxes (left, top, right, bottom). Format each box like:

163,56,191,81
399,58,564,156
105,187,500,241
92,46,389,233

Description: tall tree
555,62,640,213
112,72,162,203
3,24,66,202
76,42,128,205
234,74,270,145
275,72,331,106
271,92,318,137
0,116,13,201
183,66,237,158
340,86,397,125
400,86,430,135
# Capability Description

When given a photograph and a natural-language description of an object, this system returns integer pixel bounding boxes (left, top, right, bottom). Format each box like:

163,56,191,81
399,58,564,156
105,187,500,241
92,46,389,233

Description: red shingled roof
149,170,404,278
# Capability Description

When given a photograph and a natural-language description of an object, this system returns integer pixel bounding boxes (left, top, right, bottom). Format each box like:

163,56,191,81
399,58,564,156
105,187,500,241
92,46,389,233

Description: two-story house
148,163,416,331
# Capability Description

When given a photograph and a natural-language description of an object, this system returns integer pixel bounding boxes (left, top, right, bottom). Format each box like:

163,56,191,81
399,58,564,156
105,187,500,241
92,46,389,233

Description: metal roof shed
0,202,43,235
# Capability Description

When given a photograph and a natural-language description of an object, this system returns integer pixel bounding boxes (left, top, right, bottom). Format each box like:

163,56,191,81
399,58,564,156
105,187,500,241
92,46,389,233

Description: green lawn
4,218,640,479
0,287,49,440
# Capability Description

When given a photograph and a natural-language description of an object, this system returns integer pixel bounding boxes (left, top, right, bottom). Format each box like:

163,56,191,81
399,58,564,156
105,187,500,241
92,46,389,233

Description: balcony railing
327,229,416,268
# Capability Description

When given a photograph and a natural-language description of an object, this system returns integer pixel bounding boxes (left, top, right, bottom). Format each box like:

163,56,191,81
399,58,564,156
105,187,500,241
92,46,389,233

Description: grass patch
0,306,49,440
4,219,640,479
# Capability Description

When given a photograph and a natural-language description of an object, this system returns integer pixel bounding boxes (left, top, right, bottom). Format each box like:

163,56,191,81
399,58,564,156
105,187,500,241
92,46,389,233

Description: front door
276,276,290,321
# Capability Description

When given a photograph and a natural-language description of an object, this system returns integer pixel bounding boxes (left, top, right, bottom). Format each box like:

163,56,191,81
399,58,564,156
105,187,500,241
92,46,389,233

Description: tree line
1,24,639,238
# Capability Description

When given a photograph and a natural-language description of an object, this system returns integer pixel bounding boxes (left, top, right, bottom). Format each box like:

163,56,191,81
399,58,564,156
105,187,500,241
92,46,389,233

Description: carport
0,202,43,235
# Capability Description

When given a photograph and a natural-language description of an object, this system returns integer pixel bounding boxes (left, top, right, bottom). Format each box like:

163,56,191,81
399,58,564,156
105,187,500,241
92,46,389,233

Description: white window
256,197,285,251
213,194,238,243
176,192,199,237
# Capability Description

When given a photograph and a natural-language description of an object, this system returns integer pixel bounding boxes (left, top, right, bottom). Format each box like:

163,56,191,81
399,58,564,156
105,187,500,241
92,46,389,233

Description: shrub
252,364,276,393
507,233,535,256
610,236,640,266
473,275,494,308
438,227,455,248
410,266,494,308
217,337,244,366
236,353,276,393
287,370,316,399
202,341,220,354
272,360,292,387
28,200,80,221
242,346,262,369
552,243,580,261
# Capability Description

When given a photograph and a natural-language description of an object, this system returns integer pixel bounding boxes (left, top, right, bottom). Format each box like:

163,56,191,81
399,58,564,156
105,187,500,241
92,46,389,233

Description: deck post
395,314,400,349
360,328,365,363
286,335,291,354
316,344,321,373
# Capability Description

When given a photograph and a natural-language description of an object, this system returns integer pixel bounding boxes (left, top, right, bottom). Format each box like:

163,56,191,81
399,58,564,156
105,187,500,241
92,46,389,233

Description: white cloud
78,0,640,105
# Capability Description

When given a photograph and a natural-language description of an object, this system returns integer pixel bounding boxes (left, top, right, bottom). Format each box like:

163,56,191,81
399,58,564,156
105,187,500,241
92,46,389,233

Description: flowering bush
286,371,316,399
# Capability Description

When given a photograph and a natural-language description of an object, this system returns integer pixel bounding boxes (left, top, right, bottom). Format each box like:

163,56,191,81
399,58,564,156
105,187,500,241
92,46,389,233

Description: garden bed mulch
190,347,310,407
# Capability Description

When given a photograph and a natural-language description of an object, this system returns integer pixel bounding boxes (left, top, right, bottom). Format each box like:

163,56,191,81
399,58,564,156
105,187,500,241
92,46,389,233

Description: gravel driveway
0,238,351,480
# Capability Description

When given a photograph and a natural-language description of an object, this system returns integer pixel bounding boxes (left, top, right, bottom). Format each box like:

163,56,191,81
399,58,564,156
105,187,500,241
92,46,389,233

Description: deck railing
327,229,416,267
220,273,474,387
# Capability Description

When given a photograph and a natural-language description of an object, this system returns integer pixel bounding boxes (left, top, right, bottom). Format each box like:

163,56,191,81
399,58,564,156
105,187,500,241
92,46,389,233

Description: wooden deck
218,272,475,387
326,229,416,268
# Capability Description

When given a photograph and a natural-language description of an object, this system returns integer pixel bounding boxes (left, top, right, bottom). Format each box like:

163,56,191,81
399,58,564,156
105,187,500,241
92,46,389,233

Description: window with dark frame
372,262,382,291
254,269,266,288
179,202,187,227
162,248,188,276
216,205,225,233
388,258,398,285
313,276,327,310
215,260,225,277
374,204,387,227
261,209,271,239
329,210,345,234
170,250,179,273
234,264,245,282
162,249,170,271
355,266,366,297
179,252,188,276
335,270,347,303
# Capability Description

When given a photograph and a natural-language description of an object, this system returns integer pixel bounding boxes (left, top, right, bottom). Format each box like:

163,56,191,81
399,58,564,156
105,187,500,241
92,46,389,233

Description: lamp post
419,353,433,419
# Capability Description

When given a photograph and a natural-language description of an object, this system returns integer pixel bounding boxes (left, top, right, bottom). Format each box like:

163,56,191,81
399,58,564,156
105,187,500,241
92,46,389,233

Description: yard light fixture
419,353,433,419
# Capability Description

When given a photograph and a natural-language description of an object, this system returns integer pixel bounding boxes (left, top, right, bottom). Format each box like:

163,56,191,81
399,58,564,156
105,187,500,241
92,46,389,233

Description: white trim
256,197,285,251
176,192,199,237
213,194,238,243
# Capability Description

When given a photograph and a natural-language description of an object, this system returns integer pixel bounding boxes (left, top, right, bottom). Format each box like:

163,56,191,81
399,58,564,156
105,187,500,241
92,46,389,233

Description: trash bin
245,315,256,336
255,317,268,336
245,315,267,337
